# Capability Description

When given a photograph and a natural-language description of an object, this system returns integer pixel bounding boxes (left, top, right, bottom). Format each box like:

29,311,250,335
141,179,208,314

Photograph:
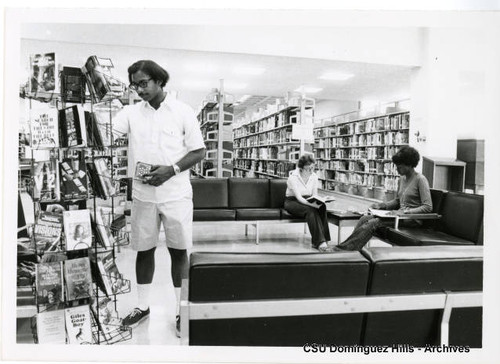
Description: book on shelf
97,251,130,296
306,195,335,205
86,161,106,199
35,261,64,306
59,105,87,148
134,161,153,182
84,111,104,148
81,56,124,103
91,206,116,250
61,66,86,104
29,52,58,96
32,158,61,202
29,107,59,149
59,152,88,200
36,309,66,344
64,257,92,301
34,211,64,254
63,209,92,250
64,305,93,345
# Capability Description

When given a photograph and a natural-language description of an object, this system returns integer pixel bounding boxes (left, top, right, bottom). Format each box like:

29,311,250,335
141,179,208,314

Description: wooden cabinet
457,139,484,194
422,157,466,192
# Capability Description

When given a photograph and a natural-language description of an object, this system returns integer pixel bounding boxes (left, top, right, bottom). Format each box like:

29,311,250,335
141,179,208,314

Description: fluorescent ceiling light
295,86,323,94
183,64,217,73
319,72,354,81
232,66,265,75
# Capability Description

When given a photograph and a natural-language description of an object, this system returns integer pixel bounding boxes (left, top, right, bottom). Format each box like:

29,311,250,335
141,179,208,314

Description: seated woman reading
336,146,432,251
284,155,331,252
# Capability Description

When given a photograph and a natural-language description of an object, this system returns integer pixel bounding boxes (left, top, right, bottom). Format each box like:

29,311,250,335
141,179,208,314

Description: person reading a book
113,60,206,337
334,146,432,251
284,154,332,252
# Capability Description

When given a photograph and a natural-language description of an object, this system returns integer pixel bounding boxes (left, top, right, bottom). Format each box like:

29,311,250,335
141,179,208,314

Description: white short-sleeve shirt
286,168,319,197
113,94,205,203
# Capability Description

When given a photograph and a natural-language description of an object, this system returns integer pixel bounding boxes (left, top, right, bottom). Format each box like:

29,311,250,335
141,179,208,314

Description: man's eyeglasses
129,78,152,91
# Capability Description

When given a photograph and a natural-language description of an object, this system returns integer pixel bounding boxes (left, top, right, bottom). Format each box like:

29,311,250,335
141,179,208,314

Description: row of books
33,207,117,254
27,53,125,105
29,104,120,150
29,152,116,202
36,296,126,345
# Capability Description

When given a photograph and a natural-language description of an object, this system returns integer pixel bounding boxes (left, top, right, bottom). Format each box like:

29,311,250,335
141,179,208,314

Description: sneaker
175,315,181,338
122,307,150,327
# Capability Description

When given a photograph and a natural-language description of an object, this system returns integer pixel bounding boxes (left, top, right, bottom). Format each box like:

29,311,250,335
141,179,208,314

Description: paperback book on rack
91,206,116,250
64,257,92,301
29,107,59,149
35,261,64,306
90,296,122,342
34,211,63,254
97,251,130,296
81,56,124,103
59,152,88,200
61,66,86,104
93,157,116,198
36,309,66,344
64,305,93,344
63,209,92,250
59,105,87,148
29,52,58,96
32,158,60,202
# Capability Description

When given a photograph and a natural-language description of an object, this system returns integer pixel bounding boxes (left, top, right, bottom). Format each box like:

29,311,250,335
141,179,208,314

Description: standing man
113,60,205,337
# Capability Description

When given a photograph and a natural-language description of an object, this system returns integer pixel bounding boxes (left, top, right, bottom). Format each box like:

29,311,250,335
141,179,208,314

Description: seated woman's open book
306,195,335,205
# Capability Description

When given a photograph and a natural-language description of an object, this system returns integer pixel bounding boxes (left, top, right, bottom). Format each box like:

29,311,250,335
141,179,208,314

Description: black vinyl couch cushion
193,209,236,221
192,178,229,209
361,246,483,347
269,179,288,208
188,252,371,346
236,208,281,220
228,178,270,208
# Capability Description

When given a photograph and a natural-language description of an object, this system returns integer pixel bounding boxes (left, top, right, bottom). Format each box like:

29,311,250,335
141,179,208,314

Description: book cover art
35,261,64,305
97,252,129,296
92,207,115,250
94,157,116,198
59,152,88,200
64,305,93,344
59,105,87,148
29,107,59,149
84,111,105,148
61,66,86,104
63,209,92,250
90,296,121,342
34,211,63,254
82,56,124,103
64,257,92,301
36,309,66,344
134,161,153,182
29,52,58,95
32,159,60,202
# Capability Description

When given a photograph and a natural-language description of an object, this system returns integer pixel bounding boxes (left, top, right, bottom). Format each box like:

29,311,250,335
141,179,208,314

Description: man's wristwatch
173,164,181,175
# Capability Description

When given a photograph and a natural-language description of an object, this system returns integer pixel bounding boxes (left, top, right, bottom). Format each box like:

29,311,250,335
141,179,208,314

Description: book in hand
36,261,64,306
59,152,88,200
59,105,87,148
29,107,59,149
368,208,397,218
64,305,93,344
64,257,92,301
134,161,153,182
61,66,86,104
36,309,66,344
32,158,61,202
34,211,64,254
306,195,335,205
63,209,92,250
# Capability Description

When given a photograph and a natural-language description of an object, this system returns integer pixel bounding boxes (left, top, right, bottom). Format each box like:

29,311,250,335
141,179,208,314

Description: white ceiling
21,23,417,113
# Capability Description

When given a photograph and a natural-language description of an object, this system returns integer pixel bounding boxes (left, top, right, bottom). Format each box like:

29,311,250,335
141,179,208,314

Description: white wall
410,26,500,159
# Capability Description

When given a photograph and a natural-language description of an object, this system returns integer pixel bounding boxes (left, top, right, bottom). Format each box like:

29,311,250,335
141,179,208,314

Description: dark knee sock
136,247,156,284
168,247,188,288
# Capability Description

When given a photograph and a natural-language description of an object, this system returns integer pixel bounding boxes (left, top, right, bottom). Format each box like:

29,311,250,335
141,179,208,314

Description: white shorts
130,197,193,251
